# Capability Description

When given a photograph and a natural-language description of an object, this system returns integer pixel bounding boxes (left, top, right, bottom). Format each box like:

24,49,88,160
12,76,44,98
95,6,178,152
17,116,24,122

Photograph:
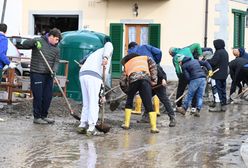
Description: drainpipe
1,0,7,23
204,0,209,48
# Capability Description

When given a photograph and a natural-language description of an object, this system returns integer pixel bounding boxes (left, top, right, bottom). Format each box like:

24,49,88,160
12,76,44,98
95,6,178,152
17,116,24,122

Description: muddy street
1,93,248,168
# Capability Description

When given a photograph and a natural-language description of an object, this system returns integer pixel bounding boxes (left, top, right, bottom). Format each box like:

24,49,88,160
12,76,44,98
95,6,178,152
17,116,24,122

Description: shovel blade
95,123,111,133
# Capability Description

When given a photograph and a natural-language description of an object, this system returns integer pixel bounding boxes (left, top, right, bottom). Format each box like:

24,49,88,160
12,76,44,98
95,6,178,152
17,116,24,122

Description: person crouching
120,53,159,133
176,54,213,117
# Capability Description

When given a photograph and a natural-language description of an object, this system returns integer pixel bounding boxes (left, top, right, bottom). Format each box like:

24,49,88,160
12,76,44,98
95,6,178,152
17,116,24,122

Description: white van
6,38,23,76
8,36,33,76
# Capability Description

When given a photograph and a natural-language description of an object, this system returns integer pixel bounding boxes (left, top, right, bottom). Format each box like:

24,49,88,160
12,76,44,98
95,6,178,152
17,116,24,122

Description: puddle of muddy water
1,99,248,167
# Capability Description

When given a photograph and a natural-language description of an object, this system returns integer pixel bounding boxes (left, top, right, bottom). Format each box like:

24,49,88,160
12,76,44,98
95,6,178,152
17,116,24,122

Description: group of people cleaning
2,23,248,136
78,37,248,136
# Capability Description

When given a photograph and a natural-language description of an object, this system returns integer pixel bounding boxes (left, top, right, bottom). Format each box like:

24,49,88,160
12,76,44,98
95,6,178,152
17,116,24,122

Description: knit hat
128,42,138,49
177,54,185,62
202,51,213,60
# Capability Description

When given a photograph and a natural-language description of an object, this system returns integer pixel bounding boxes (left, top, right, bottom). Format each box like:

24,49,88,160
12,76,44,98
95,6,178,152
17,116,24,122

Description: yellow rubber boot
132,95,142,115
149,112,159,133
121,108,132,129
153,95,160,116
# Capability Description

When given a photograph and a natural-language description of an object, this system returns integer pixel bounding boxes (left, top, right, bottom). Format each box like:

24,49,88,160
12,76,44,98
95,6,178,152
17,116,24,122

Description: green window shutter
233,13,240,48
148,24,161,48
110,23,123,78
232,9,246,48
240,15,245,48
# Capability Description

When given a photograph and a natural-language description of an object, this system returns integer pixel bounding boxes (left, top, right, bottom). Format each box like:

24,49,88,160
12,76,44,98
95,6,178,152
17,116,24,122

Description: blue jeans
183,78,206,111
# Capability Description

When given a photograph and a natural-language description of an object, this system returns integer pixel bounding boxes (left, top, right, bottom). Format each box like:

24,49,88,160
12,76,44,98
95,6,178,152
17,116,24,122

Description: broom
39,50,80,121
95,65,111,133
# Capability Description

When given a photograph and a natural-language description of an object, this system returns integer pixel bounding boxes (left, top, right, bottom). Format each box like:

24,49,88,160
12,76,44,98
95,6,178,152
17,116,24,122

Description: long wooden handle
39,50,74,114
101,66,106,124
169,87,177,99
235,87,248,99
174,91,187,103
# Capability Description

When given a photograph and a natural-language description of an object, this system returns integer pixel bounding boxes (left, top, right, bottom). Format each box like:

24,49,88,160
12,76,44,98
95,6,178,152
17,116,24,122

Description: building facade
1,0,248,79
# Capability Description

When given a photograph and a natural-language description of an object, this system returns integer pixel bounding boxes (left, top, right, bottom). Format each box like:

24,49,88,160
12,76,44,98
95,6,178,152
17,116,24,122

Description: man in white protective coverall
77,38,113,136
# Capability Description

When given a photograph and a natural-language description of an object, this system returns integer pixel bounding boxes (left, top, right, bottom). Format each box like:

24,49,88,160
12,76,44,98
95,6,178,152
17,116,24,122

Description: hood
213,39,225,50
238,48,245,56
182,56,191,64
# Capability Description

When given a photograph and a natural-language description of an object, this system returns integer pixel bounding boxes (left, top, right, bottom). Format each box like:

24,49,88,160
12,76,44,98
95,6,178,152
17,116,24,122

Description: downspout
1,0,7,23
204,0,209,47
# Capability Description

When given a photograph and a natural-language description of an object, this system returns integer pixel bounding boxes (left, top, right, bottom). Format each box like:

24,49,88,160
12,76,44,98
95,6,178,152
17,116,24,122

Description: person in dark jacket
23,28,61,124
176,55,212,117
120,53,159,133
232,48,248,90
207,39,229,111
229,56,248,101
233,48,248,60
153,65,176,126
139,64,176,127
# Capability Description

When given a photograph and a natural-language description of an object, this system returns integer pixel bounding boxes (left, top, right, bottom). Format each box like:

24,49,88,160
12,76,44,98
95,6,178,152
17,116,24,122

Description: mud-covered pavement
1,84,248,168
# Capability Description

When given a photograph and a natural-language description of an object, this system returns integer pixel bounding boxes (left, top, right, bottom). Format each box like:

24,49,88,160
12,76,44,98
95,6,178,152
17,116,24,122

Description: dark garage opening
34,15,79,35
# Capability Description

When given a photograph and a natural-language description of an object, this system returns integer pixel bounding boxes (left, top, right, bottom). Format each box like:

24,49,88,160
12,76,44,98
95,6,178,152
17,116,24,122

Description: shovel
95,66,111,133
173,68,220,105
38,50,80,121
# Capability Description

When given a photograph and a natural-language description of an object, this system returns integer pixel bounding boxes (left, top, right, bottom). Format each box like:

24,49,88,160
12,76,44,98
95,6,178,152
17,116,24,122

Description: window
232,9,246,48
110,23,160,78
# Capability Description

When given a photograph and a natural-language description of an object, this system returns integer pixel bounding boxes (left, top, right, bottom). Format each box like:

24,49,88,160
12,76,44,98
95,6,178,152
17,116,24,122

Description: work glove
3,65,9,71
161,79,167,87
51,72,56,78
9,62,17,69
208,70,214,77
35,41,42,49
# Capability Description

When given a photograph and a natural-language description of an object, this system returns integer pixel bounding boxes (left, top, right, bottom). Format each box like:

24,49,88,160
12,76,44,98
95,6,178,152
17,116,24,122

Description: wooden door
125,24,148,54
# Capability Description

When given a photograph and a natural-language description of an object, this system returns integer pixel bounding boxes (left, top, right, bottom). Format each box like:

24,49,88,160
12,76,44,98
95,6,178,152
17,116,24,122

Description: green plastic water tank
58,30,108,101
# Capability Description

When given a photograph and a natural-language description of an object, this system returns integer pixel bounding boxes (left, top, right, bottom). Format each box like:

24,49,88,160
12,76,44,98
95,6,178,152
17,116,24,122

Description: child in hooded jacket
176,55,212,117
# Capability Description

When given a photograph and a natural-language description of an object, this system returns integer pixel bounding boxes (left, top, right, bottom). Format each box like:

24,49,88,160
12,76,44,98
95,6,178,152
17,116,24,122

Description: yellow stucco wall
106,0,207,65
20,0,248,71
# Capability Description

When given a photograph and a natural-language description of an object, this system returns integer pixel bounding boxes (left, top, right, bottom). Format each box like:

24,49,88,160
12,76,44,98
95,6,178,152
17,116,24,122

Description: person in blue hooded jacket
128,42,162,64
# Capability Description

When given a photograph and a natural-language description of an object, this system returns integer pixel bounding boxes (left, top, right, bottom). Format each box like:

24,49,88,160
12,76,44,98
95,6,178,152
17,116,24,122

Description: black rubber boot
169,116,176,127
209,102,221,112
137,113,149,123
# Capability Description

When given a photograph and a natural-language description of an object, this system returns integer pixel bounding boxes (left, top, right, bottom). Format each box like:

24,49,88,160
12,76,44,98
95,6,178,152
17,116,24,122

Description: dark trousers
153,86,175,118
215,79,227,105
125,79,154,113
30,72,53,119
176,75,197,107
230,67,248,95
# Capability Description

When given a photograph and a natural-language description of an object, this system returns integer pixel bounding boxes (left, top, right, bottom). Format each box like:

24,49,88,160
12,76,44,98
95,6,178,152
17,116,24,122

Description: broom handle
235,87,248,99
101,66,106,124
169,87,177,100
175,68,220,103
39,50,74,114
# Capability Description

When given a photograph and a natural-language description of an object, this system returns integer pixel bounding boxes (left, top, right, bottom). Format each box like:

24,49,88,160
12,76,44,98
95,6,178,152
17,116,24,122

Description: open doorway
34,15,79,35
